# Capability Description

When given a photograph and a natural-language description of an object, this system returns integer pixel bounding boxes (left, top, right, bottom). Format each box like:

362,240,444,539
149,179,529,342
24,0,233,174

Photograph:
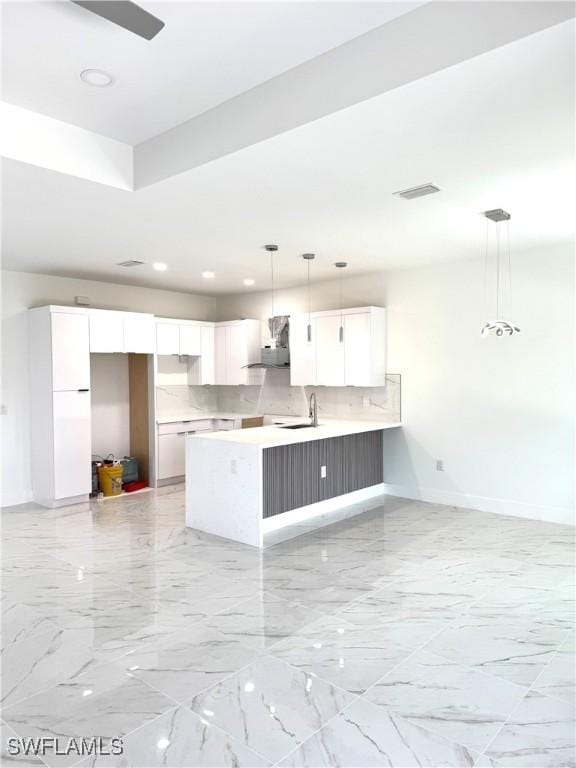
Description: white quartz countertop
156,412,258,424
186,419,401,448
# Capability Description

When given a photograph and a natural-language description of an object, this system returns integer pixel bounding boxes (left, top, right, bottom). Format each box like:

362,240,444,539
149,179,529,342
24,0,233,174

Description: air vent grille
116,260,145,267
393,183,441,200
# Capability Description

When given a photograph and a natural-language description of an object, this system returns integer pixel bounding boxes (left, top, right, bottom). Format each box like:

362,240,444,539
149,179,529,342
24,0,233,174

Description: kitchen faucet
309,392,318,427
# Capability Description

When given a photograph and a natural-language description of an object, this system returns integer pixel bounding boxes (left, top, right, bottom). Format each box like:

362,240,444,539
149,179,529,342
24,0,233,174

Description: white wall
217,246,575,525
90,355,130,460
0,270,217,506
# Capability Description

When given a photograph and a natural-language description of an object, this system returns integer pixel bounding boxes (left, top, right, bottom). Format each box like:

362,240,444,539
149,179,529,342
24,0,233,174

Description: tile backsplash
156,365,401,422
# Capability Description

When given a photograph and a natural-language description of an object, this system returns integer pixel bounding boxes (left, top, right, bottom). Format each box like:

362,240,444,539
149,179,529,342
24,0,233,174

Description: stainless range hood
244,315,290,369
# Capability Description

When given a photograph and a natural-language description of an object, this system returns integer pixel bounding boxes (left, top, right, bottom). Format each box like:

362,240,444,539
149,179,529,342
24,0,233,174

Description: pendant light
480,209,520,337
334,262,348,342
302,253,315,342
264,244,278,321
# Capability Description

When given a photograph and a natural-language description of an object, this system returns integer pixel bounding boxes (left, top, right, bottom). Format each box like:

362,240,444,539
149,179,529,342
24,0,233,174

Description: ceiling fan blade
71,1,164,40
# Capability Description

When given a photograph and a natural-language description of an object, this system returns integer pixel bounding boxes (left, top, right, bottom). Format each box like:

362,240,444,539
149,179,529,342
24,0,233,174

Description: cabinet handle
77,388,90,392
176,431,187,435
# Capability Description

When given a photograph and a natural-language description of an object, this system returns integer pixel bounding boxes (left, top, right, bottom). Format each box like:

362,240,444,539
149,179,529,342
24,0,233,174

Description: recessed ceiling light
243,278,255,286
80,69,115,88
153,262,167,272
202,271,215,279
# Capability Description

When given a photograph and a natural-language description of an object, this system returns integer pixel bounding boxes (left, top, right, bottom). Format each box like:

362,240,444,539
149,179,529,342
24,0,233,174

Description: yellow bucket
98,464,123,497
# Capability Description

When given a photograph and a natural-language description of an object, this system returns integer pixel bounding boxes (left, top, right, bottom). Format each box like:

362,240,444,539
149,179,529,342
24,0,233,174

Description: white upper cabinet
89,310,124,353
288,313,317,386
51,310,91,391
214,325,227,384
214,320,261,385
344,311,372,386
156,321,180,355
123,313,155,353
224,324,248,385
89,309,155,354
179,324,201,356
316,314,345,387
200,325,215,385
290,307,386,387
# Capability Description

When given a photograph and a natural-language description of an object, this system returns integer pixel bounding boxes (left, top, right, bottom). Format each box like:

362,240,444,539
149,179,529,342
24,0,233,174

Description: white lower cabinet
52,390,92,500
157,418,239,480
158,432,186,479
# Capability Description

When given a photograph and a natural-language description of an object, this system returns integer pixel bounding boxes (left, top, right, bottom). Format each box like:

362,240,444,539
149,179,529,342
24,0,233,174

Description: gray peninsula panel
263,430,383,519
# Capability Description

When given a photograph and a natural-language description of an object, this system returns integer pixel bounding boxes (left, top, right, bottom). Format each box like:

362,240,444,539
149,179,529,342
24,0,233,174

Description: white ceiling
1,0,422,144
2,19,574,294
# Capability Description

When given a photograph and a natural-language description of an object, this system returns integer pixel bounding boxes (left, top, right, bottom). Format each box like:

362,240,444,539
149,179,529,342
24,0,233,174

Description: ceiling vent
393,183,441,200
116,260,145,267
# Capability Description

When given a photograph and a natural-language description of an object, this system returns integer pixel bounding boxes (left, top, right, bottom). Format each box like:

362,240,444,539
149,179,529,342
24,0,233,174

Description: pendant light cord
307,259,311,324
507,219,512,316
339,269,344,342
483,217,489,318
495,220,501,321
270,249,274,320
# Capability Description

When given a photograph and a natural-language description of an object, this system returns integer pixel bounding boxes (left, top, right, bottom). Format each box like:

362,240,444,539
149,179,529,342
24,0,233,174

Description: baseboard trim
263,483,386,532
382,483,575,526
0,490,33,508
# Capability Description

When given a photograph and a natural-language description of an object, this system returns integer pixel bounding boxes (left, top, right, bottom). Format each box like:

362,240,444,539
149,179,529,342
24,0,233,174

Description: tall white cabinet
213,320,263,385
290,306,386,387
29,306,92,507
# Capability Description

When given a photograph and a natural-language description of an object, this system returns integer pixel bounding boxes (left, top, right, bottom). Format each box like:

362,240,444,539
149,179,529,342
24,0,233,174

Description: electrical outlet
230,459,237,475
362,396,370,407
436,459,444,472
0,404,6,415
321,465,327,479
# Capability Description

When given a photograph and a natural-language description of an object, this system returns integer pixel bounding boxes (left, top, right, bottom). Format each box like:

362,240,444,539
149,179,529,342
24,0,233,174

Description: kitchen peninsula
185,419,401,546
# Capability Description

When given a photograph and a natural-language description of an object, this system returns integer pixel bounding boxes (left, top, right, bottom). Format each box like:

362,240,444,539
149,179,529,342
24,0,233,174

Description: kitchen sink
280,423,318,430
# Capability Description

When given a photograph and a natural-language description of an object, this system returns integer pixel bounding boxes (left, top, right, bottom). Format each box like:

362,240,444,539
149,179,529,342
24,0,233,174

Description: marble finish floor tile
481,692,576,767
364,649,528,752
117,623,259,706
532,631,576,704
1,721,47,767
203,591,327,650
270,614,419,694
3,663,176,768
425,615,570,687
278,697,478,767
2,487,574,768
1,627,105,708
466,583,575,631
81,707,270,767
189,655,354,763
1,602,60,651
339,585,467,627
